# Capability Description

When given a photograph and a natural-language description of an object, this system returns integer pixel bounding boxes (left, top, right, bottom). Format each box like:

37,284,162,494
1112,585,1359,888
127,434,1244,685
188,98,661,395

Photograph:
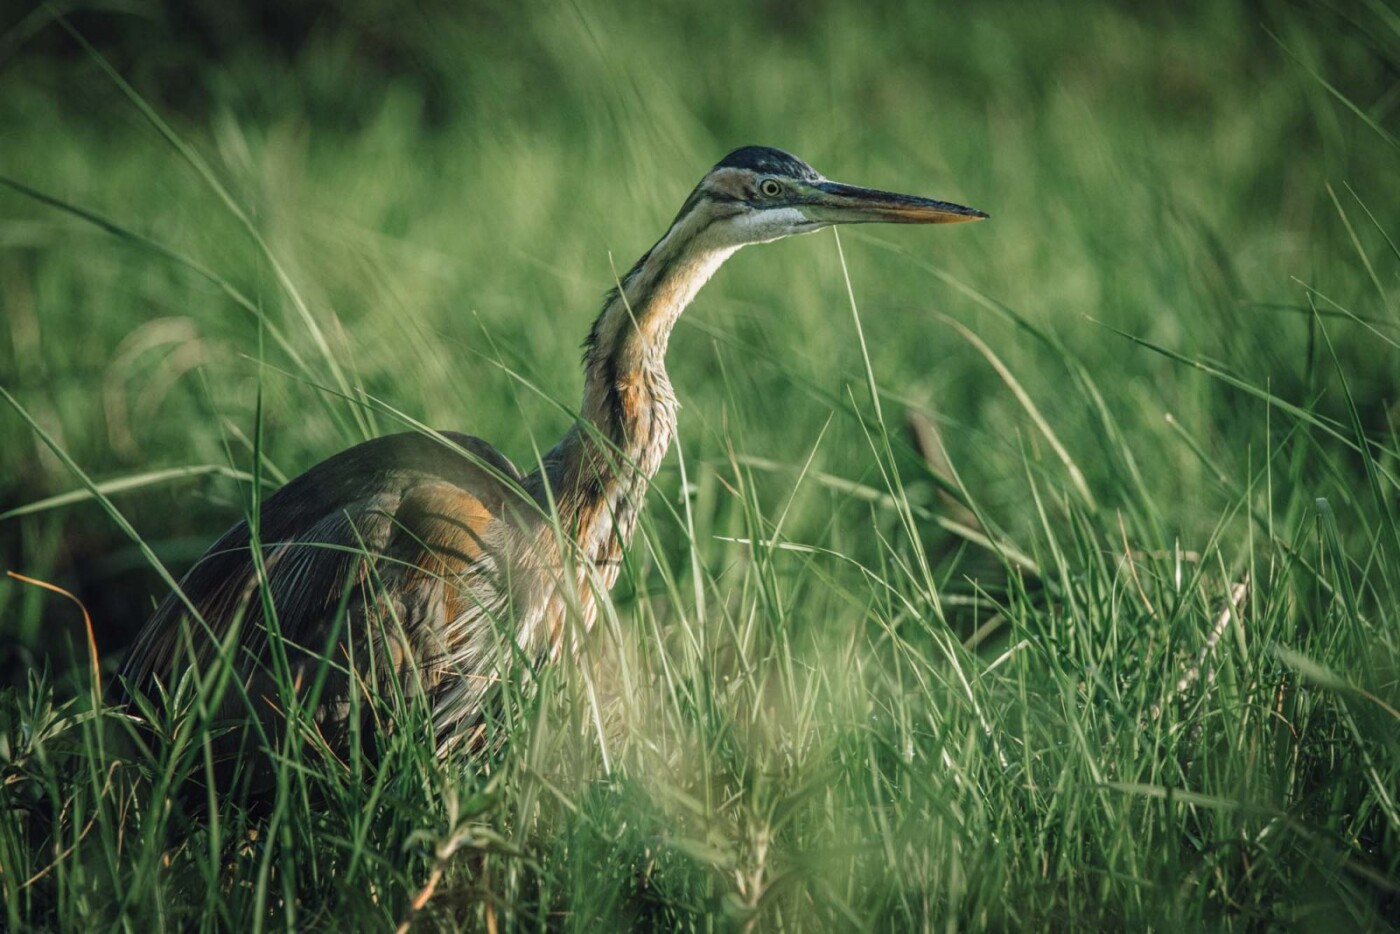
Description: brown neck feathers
530,204,738,570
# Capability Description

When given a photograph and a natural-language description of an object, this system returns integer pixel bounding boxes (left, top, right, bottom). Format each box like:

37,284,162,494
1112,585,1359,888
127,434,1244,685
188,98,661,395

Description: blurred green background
1,1,1398,926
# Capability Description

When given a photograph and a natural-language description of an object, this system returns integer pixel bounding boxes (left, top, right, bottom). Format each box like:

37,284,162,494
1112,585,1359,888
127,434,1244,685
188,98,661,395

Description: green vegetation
2,0,1398,928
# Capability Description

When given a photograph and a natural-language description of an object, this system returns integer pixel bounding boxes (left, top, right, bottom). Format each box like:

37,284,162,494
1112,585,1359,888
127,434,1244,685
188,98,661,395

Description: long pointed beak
811,180,988,225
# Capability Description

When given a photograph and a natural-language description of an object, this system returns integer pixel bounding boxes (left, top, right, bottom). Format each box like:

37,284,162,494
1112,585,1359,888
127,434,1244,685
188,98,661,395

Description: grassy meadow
2,0,1399,928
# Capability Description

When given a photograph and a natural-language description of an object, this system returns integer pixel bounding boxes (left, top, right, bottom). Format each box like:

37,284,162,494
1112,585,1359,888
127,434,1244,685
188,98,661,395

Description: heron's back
119,430,539,781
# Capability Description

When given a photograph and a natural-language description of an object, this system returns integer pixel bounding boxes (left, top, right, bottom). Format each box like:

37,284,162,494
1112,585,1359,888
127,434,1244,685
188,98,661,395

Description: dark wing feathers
120,431,529,740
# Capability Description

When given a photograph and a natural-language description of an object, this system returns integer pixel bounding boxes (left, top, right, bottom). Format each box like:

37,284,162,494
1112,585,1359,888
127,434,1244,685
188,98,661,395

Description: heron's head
678,145,987,249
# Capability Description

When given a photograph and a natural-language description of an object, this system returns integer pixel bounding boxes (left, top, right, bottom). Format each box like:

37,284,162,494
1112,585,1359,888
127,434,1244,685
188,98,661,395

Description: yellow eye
759,179,783,198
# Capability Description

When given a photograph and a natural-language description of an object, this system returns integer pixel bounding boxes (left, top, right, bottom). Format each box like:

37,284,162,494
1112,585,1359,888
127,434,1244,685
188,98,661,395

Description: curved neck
581,234,737,441
530,205,739,561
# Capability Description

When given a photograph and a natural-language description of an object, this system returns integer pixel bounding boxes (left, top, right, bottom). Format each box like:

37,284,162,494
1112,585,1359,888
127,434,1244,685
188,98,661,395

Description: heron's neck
581,236,736,443
534,218,737,562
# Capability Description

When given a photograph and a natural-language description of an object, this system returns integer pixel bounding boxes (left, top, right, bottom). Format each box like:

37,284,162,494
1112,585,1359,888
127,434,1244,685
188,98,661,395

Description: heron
119,146,985,775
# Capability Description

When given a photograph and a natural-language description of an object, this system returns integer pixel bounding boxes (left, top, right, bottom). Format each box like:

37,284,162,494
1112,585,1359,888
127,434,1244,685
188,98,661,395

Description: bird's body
120,146,984,770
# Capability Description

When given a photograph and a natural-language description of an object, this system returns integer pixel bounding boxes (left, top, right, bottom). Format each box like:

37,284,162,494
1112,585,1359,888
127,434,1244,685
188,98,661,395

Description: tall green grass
2,0,1398,928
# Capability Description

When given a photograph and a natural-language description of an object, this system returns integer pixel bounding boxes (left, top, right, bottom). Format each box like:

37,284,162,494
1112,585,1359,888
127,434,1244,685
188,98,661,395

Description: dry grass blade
1151,575,1249,719
6,571,101,699
905,408,982,532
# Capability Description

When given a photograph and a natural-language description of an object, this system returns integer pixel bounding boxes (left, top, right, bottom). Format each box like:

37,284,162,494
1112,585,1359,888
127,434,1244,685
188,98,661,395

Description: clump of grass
2,0,1399,928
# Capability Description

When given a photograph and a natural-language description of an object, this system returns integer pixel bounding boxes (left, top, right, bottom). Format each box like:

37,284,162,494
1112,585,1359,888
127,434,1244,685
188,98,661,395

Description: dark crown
713,146,820,180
